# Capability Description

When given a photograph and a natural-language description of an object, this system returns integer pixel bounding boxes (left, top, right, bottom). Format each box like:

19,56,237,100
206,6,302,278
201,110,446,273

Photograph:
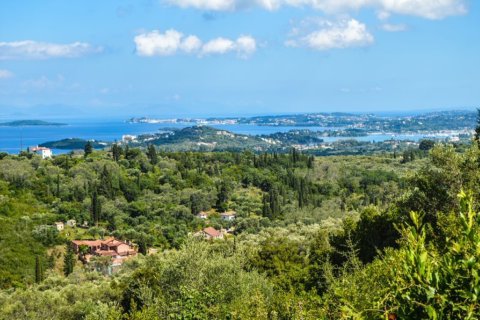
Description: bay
0,119,433,154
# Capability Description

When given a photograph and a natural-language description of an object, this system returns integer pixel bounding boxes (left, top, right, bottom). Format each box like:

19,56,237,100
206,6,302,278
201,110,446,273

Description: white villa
30,146,53,159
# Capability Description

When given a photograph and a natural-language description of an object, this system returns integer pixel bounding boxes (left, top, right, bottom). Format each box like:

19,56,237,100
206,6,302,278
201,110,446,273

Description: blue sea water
0,119,430,154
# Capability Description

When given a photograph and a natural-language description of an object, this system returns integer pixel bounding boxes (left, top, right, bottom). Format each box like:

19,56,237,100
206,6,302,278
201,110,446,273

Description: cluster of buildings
71,237,137,273
53,219,88,231
196,210,236,221
53,220,137,274
194,211,237,240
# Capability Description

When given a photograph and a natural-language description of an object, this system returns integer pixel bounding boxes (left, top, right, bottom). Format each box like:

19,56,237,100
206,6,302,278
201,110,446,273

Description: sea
0,119,433,154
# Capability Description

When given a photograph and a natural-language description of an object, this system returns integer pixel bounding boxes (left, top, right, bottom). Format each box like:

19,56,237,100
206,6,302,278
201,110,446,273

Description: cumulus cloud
201,37,235,54
164,0,467,19
0,69,13,79
286,18,374,50
135,29,257,58
0,41,102,60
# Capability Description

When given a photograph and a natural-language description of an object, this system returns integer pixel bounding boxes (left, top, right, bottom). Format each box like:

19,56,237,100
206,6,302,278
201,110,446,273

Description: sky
0,0,479,119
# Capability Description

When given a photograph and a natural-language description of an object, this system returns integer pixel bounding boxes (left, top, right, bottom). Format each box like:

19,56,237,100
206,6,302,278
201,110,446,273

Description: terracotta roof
97,250,117,256
102,238,127,247
203,227,222,237
72,240,102,247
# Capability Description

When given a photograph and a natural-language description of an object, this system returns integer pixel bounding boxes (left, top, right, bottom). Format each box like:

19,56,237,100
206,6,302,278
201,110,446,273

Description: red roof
72,240,102,247
31,146,51,151
203,227,222,237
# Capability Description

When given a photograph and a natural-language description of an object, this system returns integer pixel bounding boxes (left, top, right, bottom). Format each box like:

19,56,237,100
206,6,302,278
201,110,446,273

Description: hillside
1,142,479,318
40,138,109,150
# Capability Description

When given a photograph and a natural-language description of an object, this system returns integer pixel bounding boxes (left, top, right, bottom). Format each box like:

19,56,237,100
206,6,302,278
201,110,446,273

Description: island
40,138,109,150
0,120,67,126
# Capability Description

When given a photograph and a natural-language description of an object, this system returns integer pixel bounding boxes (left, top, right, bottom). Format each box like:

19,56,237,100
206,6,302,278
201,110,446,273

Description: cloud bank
134,30,257,58
0,41,102,60
164,0,467,19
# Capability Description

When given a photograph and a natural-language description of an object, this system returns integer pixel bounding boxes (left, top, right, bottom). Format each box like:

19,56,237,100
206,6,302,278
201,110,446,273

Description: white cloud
381,23,408,32
202,38,235,54
180,35,203,53
135,29,257,58
236,35,257,58
0,41,102,60
134,30,184,56
0,69,13,79
287,18,374,50
164,0,467,19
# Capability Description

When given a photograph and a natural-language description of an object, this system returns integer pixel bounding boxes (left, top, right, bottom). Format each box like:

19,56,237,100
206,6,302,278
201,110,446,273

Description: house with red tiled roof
71,237,137,271
195,227,224,240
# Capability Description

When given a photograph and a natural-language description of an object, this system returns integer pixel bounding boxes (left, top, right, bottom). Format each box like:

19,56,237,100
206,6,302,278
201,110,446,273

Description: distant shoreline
0,120,67,127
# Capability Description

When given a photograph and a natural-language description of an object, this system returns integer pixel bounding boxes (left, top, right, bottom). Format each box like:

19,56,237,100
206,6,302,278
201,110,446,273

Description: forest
0,137,479,319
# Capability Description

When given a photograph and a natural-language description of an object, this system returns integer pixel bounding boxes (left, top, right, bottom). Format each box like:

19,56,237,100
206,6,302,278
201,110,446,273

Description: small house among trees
195,227,224,240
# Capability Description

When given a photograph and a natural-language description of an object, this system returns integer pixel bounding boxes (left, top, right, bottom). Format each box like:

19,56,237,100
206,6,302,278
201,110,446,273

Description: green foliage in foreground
1,144,480,318
1,194,480,320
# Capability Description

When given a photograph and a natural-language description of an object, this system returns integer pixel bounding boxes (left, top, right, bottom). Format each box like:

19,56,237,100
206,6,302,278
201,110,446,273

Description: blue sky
0,0,478,118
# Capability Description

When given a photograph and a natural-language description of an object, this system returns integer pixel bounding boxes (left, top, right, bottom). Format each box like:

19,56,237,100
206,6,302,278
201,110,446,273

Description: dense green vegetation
40,138,108,150
0,120,66,127
1,140,480,319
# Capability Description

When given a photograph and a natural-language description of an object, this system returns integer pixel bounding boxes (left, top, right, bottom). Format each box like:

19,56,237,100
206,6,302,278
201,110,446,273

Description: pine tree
63,244,75,276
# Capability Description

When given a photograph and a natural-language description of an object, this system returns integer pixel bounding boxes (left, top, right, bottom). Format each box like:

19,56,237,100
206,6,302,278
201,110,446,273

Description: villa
195,227,224,240
29,146,52,159
71,237,137,270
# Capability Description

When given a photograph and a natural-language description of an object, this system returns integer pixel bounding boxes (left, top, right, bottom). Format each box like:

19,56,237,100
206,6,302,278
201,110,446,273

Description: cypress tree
307,155,315,169
35,255,43,283
112,143,122,162
216,182,230,212
147,144,158,165
56,173,60,197
475,108,480,145
91,190,101,225
84,141,93,157
63,244,75,276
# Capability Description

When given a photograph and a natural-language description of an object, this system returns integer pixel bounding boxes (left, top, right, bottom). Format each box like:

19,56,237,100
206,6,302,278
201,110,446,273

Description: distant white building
220,211,237,221
54,222,64,232
196,211,208,219
30,146,52,159
122,135,137,143
66,219,76,227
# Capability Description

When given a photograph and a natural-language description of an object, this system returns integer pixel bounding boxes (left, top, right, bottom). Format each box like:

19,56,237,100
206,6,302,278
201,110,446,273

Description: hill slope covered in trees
0,141,479,319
